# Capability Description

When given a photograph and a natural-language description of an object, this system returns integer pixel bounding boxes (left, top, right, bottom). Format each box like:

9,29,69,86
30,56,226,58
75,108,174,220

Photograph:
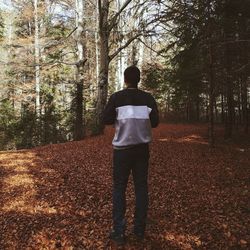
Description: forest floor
0,124,249,250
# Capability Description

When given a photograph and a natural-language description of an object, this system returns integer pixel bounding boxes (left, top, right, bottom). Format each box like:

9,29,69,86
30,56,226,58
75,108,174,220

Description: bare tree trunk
73,0,86,140
5,11,16,109
196,98,200,122
94,0,110,134
238,11,249,134
95,34,109,133
209,76,215,146
206,1,215,147
238,81,242,125
138,37,145,68
34,0,40,116
225,42,234,139
95,0,100,95
95,0,143,134
116,0,127,91
129,42,137,65
214,99,218,123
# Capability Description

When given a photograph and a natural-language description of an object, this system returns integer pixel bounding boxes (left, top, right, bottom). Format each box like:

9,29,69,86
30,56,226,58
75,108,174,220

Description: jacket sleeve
103,94,116,125
149,95,159,128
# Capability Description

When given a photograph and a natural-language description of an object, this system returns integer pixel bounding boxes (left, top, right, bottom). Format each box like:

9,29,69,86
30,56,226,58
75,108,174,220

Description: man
103,65,159,246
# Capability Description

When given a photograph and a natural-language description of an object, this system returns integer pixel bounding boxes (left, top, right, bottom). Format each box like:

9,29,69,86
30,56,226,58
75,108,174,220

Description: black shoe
109,230,125,246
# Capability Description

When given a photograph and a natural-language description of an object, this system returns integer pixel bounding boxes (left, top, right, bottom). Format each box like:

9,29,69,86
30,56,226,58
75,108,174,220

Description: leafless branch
109,33,142,62
108,0,133,31
43,27,77,49
138,38,168,58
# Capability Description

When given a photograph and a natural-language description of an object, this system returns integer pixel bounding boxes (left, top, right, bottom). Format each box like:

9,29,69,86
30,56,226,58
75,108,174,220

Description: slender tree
34,0,41,116
73,0,87,140
95,0,163,133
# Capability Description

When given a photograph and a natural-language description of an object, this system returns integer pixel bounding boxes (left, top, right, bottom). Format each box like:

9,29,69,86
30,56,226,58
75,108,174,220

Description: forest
0,0,249,150
0,0,250,249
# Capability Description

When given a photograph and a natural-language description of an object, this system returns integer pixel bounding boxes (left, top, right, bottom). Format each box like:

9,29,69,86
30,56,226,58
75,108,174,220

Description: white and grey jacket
103,88,159,148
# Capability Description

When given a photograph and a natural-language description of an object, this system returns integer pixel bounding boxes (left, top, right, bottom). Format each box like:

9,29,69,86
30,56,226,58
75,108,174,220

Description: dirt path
0,124,249,249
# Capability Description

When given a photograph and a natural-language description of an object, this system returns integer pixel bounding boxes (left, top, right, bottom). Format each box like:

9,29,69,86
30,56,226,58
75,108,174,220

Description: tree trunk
34,0,40,116
129,42,137,65
238,82,242,125
208,41,215,147
186,100,189,122
225,42,234,139
95,34,109,134
95,0,110,134
214,99,218,123
242,76,249,134
221,93,225,123
196,97,200,122
73,0,86,141
74,80,84,140
94,0,100,97
138,37,145,68
240,17,249,134
95,0,141,134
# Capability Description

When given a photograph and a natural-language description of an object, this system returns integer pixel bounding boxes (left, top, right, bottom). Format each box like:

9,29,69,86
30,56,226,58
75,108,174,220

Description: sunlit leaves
0,124,249,249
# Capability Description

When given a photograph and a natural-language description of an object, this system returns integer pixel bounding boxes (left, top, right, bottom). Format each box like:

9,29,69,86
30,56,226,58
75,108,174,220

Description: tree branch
43,27,77,50
138,38,168,58
108,0,133,31
109,33,142,62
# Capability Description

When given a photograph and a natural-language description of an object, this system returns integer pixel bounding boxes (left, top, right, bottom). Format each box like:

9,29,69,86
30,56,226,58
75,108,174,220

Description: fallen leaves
0,124,249,249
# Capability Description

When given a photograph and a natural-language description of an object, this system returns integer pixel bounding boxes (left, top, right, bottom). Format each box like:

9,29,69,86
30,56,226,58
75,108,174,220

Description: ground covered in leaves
0,124,249,250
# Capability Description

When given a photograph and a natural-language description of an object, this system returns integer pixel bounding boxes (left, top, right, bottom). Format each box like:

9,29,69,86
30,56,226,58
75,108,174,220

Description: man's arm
149,96,159,128
103,94,116,125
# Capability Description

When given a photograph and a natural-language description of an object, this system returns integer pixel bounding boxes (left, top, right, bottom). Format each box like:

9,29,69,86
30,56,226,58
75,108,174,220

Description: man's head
124,66,140,88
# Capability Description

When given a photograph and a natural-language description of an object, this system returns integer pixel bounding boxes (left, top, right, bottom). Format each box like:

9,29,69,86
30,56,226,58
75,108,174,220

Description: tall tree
73,0,86,140
34,0,41,116
159,0,250,143
95,0,163,133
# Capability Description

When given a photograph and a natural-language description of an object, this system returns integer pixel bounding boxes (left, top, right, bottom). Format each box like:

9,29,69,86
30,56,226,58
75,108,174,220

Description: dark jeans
112,144,149,235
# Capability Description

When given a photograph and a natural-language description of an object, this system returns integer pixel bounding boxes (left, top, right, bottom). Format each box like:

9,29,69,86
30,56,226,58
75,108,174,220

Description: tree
34,0,41,116
73,0,87,140
159,0,250,144
95,0,164,134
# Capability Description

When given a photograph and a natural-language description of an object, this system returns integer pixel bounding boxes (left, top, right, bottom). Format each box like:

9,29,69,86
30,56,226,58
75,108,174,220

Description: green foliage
15,104,38,149
142,63,164,91
159,1,218,121
0,99,18,149
141,63,168,99
0,85,70,150
141,63,179,120
85,108,100,136
0,101,39,150
40,84,68,144
47,24,69,40
0,99,16,131
169,44,204,108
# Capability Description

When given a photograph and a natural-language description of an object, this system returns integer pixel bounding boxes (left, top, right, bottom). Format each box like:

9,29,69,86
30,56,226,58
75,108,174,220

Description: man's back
103,88,159,147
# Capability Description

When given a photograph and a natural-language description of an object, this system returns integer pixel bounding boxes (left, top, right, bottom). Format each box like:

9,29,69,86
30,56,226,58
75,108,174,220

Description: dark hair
124,66,140,87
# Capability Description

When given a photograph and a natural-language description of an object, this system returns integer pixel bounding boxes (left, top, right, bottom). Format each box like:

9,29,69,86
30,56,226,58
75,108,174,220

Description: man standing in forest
103,65,159,246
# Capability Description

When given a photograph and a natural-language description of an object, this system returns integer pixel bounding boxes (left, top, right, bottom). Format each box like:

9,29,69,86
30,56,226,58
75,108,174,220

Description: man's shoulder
140,89,154,98
112,88,152,97
110,89,155,108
